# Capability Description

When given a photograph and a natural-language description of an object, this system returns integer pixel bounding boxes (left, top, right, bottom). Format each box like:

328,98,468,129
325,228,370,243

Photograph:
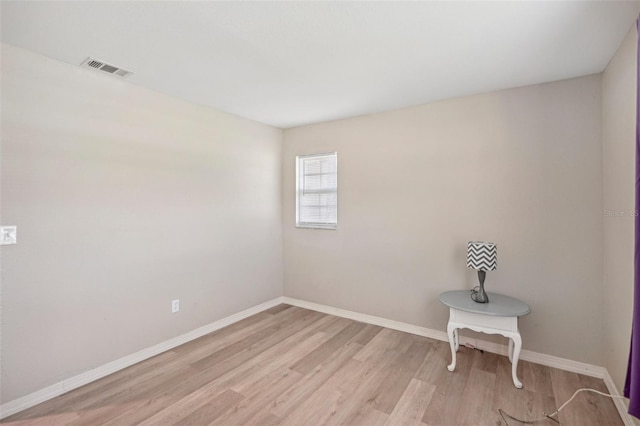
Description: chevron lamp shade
466,241,497,271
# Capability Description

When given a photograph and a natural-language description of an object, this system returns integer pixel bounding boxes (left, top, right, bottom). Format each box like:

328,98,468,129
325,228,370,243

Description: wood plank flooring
2,305,624,425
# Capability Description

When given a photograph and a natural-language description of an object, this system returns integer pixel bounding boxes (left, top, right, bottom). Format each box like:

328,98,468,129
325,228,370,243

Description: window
296,152,337,229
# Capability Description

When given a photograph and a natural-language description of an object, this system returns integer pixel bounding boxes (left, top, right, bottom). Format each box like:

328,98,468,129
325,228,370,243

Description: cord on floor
464,342,484,353
498,387,626,425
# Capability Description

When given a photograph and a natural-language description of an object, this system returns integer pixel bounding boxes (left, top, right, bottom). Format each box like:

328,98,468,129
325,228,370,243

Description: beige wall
2,24,634,406
0,44,283,403
283,75,604,365
603,24,637,393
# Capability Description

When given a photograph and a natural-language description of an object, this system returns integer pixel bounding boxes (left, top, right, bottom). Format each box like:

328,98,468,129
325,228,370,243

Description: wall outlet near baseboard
0,226,17,245
171,299,180,313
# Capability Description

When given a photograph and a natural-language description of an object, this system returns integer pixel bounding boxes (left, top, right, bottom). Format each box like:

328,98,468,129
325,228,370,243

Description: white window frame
296,152,338,230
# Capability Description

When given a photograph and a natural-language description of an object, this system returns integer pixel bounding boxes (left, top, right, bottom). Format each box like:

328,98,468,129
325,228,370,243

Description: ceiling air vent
80,57,134,79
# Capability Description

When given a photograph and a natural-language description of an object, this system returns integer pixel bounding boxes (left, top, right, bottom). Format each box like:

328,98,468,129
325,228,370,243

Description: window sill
296,224,337,230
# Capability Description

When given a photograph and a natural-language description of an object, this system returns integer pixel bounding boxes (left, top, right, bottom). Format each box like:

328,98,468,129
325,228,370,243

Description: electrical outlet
171,299,180,313
0,226,17,245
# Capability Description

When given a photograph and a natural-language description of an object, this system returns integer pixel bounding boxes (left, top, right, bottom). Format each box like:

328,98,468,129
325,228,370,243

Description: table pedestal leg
447,323,457,372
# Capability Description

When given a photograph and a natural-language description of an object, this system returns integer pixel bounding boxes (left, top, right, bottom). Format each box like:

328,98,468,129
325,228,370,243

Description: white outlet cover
0,226,17,245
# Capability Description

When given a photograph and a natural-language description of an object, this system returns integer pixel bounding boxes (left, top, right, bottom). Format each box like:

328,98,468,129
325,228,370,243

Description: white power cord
499,387,626,425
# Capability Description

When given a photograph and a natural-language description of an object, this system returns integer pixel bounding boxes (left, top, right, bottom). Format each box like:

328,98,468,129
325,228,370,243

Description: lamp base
471,270,489,303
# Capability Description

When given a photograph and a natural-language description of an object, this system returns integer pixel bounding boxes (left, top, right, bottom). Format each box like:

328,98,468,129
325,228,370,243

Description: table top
439,290,531,317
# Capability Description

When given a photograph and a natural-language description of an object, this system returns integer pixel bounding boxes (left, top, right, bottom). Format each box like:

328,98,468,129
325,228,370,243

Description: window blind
296,153,337,229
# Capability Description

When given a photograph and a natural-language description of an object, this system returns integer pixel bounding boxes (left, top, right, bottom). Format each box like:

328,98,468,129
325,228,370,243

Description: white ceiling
2,1,639,129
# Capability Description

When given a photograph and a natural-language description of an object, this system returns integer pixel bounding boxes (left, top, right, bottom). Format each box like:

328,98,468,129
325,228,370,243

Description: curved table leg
508,338,514,363
447,323,457,372
454,328,459,352
510,333,523,389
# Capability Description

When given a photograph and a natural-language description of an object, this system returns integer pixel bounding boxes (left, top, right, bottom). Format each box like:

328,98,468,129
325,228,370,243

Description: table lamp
466,241,497,303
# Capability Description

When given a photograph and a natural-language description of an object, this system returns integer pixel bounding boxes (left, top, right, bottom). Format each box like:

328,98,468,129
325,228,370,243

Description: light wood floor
3,305,623,425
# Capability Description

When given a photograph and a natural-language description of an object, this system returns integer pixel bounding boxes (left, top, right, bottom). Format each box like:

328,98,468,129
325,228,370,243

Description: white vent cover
80,57,133,78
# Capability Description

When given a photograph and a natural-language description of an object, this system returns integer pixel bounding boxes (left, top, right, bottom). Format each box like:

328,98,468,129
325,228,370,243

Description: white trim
282,296,450,341
284,296,640,422
282,297,640,422
603,370,636,426
282,296,607,378
0,297,283,420
4,295,635,425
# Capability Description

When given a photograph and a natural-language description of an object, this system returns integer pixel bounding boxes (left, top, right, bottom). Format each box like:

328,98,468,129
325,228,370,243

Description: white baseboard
282,296,634,424
3,295,634,425
282,296,451,342
603,371,637,426
283,296,605,377
0,297,283,420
